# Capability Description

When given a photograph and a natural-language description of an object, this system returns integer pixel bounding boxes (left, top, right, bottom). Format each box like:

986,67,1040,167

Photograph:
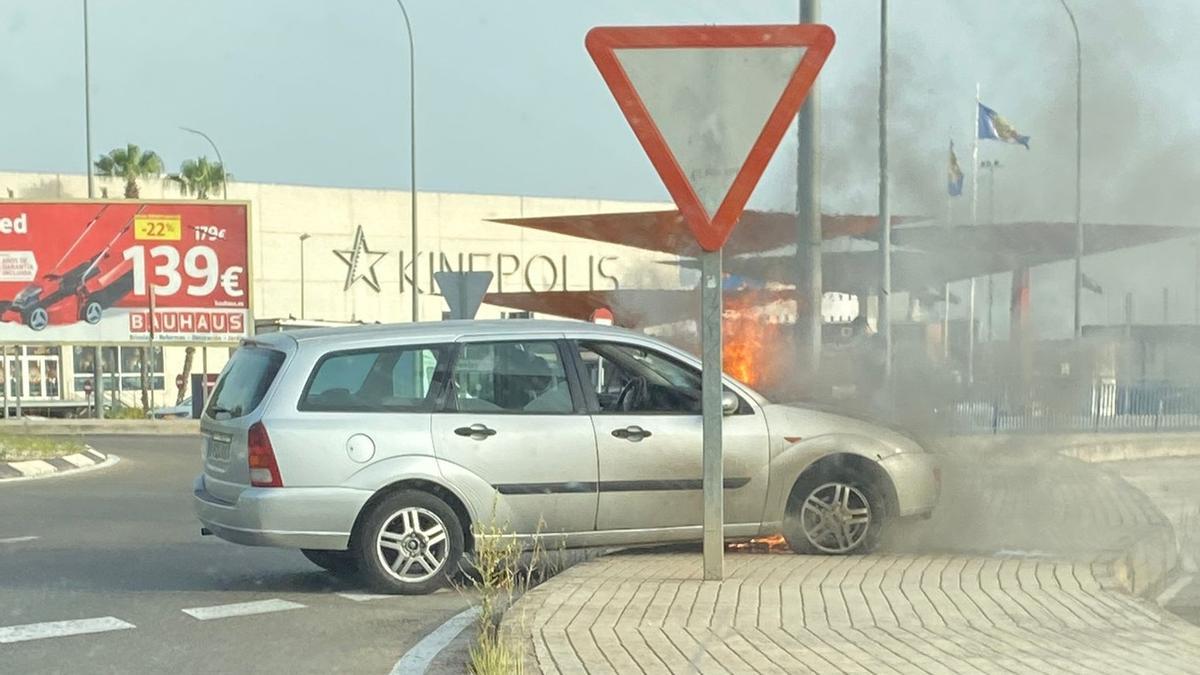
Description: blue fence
946,381,1200,434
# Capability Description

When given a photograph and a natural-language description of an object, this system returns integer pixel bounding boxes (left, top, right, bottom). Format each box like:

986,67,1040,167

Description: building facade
0,171,682,409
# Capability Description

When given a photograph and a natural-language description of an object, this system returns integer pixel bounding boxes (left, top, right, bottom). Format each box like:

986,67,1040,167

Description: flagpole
968,83,980,386
944,136,952,361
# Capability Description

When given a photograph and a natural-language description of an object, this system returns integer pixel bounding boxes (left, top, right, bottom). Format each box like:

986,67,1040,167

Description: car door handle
611,425,652,442
454,423,497,440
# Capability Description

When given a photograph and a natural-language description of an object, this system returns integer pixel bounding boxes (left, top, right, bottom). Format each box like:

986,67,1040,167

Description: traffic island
0,435,110,480
0,418,199,436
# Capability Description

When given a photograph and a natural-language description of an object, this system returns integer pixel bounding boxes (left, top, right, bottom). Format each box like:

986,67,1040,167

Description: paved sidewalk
504,446,1195,673
507,552,1200,674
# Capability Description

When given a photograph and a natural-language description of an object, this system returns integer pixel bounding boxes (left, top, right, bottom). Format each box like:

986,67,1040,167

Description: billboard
0,201,250,344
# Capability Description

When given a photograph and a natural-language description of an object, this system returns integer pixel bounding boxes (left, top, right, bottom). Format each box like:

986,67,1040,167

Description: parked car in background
193,321,940,595
150,398,192,420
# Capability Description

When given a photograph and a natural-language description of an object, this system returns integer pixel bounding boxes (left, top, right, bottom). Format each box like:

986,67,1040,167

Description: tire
300,549,360,577
23,307,48,331
80,300,103,325
782,470,885,555
354,490,464,595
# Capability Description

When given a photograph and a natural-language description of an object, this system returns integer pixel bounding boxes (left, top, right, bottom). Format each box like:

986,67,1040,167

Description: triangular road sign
586,25,835,252
434,271,494,320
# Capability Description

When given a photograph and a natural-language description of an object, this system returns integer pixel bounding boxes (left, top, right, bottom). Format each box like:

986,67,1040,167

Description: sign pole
701,248,724,580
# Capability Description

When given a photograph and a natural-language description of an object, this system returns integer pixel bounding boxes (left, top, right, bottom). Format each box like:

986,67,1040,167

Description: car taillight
247,422,283,488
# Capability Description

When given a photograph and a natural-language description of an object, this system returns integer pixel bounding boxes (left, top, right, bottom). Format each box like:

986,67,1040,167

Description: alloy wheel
375,506,449,583
799,482,872,553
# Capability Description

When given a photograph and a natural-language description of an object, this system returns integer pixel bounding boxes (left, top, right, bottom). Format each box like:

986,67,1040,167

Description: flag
1082,273,1103,294
977,102,1030,149
947,140,964,196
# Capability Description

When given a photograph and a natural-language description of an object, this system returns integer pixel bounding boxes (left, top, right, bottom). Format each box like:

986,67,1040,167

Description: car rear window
299,345,449,413
205,347,286,419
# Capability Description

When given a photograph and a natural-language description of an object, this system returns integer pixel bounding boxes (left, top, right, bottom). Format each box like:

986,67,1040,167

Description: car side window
449,340,573,414
300,345,447,412
577,341,702,414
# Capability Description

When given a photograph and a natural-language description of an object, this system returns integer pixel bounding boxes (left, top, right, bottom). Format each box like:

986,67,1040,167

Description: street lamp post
299,234,311,319
1058,0,1084,338
180,127,227,199
396,0,419,323
83,0,94,200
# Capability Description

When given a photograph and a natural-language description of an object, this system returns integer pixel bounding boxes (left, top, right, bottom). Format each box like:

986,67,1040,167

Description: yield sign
586,25,835,251
434,271,494,320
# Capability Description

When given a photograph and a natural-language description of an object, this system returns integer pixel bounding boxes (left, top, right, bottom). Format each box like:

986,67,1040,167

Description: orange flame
722,291,778,388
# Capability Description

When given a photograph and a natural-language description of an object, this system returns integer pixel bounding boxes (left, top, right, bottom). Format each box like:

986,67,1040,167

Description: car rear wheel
300,549,360,577
783,473,884,555
355,490,464,595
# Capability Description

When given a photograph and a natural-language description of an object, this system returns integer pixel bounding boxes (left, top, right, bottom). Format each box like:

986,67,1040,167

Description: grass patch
0,434,86,461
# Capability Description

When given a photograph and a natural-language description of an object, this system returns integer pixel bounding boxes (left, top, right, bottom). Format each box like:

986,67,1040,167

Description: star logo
335,225,388,292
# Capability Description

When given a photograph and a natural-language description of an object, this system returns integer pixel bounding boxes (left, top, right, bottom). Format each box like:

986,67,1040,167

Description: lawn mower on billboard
0,205,145,331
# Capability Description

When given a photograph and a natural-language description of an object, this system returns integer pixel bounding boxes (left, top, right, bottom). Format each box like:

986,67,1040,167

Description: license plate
207,437,231,462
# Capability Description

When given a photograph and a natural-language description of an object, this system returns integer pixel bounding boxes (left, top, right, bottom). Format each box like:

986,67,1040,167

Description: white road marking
9,459,57,476
0,617,134,644
61,453,96,468
336,591,395,602
182,599,305,620
0,455,119,485
0,535,39,544
1157,574,1195,607
389,606,480,675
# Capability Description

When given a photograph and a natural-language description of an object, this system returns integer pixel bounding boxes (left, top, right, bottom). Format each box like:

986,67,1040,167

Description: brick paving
504,448,1200,673
507,552,1200,674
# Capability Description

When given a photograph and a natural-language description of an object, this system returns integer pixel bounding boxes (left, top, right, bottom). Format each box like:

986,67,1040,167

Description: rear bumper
192,476,371,550
880,451,940,518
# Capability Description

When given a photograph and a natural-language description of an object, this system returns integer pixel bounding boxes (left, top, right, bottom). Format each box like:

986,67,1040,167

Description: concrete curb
0,419,199,435
0,446,110,481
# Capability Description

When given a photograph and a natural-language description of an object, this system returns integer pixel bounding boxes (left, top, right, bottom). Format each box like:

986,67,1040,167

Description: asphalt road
0,435,473,675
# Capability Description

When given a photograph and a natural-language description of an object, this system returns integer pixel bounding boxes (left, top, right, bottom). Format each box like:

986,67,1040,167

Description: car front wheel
782,474,884,555
355,490,464,595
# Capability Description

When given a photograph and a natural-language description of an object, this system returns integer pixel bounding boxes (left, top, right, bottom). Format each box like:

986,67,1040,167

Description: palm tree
168,156,227,199
94,144,164,198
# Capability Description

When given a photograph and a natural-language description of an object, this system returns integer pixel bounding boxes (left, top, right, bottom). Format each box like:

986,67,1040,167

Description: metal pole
968,83,980,385
83,0,94,199
299,233,310,319
982,160,1000,342
396,0,419,323
1193,242,1199,323
2,346,7,419
92,346,103,419
878,0,892,390
14,348,21,419
180,127,227,199
700,249,724,581
797,0,821,378
1059,0,1084,338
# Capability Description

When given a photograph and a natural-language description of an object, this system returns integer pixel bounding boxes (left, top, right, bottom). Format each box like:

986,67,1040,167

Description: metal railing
946,380,1200,434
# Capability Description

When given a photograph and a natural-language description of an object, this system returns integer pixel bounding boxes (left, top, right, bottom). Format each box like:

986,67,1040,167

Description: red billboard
0,201,250,343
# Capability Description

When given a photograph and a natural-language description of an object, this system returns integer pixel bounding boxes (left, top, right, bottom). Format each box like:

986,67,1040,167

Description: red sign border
585,24,835,251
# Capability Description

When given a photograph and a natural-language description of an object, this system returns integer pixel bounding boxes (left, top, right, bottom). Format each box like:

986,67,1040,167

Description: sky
4,0,1200,337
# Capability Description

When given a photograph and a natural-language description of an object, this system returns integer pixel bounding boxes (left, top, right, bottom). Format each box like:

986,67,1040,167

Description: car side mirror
721,391,739,416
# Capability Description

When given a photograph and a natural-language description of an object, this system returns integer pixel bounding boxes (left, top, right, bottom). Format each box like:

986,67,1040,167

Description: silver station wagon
194,320,939,594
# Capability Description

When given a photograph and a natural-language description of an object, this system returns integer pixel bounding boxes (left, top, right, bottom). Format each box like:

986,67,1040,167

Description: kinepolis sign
334,225,620,295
